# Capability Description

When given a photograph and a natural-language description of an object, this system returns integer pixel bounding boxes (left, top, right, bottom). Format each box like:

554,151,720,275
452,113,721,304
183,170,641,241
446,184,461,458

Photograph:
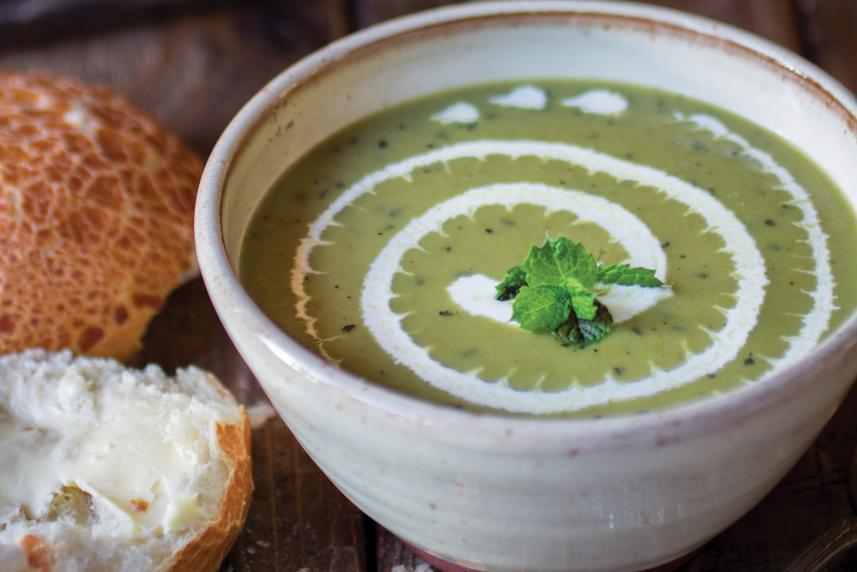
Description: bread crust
0,72,202,360
167,410,254,572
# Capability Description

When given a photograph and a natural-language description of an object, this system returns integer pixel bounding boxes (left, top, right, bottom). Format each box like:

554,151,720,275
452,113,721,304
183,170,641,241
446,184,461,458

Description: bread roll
0,350,252,571
0,73,201,360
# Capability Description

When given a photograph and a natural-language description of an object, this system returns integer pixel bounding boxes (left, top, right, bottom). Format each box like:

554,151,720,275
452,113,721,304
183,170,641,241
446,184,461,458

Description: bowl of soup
195,1,857,570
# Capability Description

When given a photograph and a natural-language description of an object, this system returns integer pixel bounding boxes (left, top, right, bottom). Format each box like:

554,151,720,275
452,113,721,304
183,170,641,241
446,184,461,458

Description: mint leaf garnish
597,263,663,287
567,285,597,321
495,236,664,347
578,301,613,345
551,301,613,347
495,265,527,301
511,285,570,332
551,311,582,346
521,237,598,290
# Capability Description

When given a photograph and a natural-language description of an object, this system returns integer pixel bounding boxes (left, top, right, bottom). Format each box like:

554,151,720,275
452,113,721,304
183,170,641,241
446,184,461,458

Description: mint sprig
597,263,662,287
496,236,664,347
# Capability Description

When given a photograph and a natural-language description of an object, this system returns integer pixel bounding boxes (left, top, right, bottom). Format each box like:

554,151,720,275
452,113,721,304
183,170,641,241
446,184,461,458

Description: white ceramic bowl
195,2,857,570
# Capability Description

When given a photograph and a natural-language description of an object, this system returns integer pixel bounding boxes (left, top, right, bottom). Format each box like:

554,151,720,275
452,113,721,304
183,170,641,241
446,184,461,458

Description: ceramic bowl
195,2,857,570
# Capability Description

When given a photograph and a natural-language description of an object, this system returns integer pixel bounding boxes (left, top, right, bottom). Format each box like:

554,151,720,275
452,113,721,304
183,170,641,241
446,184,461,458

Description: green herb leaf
568,286,598,321
552,301,613,347
495,235,662,348
522,237,598,290
511,285,570,332
578,301,613,345
597,263,663,287
495,265,527,301
551,313,582,346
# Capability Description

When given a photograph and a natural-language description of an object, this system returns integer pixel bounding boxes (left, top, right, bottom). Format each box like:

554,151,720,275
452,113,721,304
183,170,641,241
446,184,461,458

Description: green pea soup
240,80,857,417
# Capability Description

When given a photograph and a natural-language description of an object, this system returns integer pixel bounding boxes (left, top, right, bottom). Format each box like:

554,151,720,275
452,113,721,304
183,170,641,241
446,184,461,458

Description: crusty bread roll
0,72,201,360
0,350,252,572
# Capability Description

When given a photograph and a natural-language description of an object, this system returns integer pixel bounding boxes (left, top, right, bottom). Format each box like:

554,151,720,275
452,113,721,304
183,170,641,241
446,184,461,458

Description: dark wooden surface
2,1,856,570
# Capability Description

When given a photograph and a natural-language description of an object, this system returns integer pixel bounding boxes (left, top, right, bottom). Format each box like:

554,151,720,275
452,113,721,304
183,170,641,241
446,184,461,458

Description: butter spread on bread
0,350,252,572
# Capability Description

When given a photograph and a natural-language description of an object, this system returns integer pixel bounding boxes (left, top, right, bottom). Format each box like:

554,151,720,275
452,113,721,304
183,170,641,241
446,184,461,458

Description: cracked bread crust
0,72,201,360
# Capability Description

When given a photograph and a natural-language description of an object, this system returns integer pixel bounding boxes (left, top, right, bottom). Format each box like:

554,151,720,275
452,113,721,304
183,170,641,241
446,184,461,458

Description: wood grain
0,1,347,154
352,0,803,52
351,0,461,28
646,0,803,51
797,0,857,93
376,527,425,572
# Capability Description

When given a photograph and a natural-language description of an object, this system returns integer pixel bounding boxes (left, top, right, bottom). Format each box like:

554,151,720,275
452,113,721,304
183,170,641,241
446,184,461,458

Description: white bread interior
0,350,252,572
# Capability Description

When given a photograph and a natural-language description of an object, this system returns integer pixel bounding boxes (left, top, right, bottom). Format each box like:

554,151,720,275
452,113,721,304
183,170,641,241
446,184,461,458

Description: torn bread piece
0,350,252,572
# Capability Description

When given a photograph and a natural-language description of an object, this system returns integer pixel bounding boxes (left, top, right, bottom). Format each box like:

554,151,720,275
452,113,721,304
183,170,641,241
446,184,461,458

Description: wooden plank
0,1,348,155
352,0,461,28
376,527,428,572
646,0,803,51
796,0,857,93
352,0,802,52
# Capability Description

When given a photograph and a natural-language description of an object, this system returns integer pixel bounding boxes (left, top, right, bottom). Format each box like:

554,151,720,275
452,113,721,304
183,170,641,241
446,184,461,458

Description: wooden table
2,1,856,570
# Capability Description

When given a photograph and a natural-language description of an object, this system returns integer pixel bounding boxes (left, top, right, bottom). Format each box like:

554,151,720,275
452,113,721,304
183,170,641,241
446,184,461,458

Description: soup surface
241,81,857,417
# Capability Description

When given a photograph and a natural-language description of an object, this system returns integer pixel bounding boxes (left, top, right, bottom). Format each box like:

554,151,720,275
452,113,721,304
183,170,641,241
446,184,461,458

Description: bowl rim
196,0,857,449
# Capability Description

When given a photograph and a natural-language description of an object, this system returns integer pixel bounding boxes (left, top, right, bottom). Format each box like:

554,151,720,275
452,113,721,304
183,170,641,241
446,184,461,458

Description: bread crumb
246,402,277,429
392,564,434,572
